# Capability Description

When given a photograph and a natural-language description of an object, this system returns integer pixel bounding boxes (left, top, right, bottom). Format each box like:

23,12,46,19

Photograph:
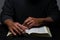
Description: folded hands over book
5,17,53,36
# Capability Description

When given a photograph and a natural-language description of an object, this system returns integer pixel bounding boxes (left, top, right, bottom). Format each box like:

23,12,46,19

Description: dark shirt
1,0,59,24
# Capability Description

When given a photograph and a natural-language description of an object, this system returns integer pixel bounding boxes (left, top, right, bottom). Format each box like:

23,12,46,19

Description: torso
12,0,50,24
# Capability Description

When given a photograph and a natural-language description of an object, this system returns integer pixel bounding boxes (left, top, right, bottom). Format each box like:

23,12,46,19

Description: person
1,0,59,40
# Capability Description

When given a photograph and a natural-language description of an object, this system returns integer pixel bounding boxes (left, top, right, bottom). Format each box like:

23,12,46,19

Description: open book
7,26,52,37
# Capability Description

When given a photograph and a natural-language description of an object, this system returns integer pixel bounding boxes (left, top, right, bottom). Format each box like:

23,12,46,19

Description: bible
7,26,52,37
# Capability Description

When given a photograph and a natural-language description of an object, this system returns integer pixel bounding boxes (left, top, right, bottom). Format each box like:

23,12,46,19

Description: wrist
37,18,45,25
38,17,54,25
4,19,14,26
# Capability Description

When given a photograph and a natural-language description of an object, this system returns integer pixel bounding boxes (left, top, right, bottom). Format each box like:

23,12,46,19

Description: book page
25,26,49,34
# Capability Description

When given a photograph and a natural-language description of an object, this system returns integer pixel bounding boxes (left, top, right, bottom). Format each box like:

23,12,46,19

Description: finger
24,17,32,25
27,20,34,25
29,23,34,28
9,28,16,35
14,24,24,34
21,25,28,30
12,26,21,35
16,24,25,34
17,23,27,33
19,25,27,34
18,28,25,34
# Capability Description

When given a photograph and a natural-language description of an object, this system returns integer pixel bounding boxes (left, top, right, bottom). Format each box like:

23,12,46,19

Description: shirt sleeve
1,0,14,24
47,0,60,22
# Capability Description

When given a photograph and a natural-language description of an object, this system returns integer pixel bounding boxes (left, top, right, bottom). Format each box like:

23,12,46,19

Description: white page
25,26,49,34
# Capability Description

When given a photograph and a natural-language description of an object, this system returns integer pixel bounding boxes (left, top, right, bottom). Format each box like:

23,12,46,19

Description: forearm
38,17,54,26
38,17,54,23
43,17,54,23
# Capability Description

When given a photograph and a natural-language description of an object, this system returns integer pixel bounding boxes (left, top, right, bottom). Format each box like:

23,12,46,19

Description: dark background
0,0,5,13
